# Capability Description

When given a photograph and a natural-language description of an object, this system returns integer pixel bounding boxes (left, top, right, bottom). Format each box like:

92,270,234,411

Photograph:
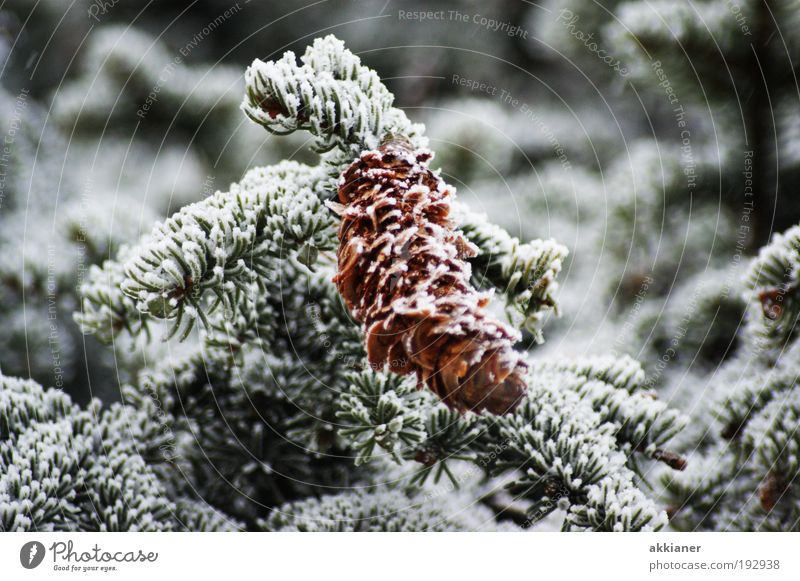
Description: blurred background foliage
0,0,797,449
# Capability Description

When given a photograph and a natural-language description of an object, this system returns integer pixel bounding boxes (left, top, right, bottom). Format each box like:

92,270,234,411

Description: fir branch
119,162,335,339
454,202,568,338
243,35,425,165
0,374,235,531
260,488,511,532
337,371,426,466
745,224,800,354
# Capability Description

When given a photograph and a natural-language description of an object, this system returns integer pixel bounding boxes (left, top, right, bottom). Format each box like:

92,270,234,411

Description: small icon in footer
20,541,46,569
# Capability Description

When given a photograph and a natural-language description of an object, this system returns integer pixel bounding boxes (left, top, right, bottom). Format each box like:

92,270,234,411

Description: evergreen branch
119,162,335,339
746,224,800,354
75,247,149,343
243,35,425,165
260,488,513,532
0,374,236,531
455,202,568,337
336,371,426,466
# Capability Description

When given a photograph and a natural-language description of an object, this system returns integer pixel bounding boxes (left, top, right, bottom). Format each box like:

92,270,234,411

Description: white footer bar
1,532,798,580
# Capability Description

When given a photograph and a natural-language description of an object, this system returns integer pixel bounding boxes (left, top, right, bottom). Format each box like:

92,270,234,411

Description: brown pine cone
331,136,527,415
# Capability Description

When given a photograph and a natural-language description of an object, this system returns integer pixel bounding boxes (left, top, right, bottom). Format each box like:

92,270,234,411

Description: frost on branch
745,224,800,355
455,203,567,338
243,35,425,166
0,374,235,531
484,362,676,531
261,488,515,532
663,225,800,531
78,162,336,340
66,34,685,531
75,246,148,343
337,371,426,466
336,357,681,531
531,356,687,468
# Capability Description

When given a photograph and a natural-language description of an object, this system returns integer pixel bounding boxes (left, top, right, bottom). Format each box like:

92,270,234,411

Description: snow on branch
242,35,425,165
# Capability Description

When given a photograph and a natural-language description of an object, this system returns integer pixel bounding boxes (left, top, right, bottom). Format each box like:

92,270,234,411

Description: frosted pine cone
332,136,527,415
